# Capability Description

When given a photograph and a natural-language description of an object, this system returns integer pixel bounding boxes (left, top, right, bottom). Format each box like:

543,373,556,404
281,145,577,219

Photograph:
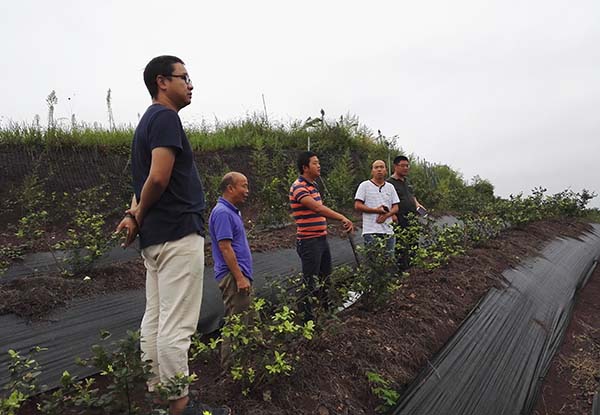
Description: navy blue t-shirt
132,104,205,248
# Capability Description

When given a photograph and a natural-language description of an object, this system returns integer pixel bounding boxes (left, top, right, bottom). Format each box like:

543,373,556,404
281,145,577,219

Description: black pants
296,236,332,321
394,219,412,271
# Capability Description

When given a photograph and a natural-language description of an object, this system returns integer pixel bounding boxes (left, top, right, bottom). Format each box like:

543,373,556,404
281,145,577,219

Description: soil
0,261,147,320
9,218,596,414
0,222,298,320
532,259,600,414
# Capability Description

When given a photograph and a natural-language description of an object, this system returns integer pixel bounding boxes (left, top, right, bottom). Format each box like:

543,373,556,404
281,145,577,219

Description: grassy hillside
0,113,496,223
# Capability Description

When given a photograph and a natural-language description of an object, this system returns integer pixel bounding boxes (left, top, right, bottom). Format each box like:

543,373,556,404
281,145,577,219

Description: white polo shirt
354,180,400,235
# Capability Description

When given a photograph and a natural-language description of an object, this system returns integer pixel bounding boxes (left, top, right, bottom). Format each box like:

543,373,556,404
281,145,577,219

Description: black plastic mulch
393,224,600,415
0,235,359,391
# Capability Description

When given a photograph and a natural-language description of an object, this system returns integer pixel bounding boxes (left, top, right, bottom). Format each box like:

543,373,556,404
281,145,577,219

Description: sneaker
181,399,232,415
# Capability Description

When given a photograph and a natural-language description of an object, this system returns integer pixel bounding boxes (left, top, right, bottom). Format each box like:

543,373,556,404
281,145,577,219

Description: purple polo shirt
208,197,253,281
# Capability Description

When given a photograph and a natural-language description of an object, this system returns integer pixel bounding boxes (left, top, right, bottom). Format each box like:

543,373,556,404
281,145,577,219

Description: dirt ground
532,260,600,415
0,223,298,320
187,218,590,415
9,218,597,415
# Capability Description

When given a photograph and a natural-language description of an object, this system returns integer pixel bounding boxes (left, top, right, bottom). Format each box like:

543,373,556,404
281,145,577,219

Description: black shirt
132,104,205,248
387,176,417,217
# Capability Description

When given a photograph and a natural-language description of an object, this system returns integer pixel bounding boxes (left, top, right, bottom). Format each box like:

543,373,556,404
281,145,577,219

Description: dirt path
533,261,600,415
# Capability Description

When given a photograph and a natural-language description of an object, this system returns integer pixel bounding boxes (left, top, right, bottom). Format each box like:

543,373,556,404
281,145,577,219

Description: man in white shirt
354,160,400,254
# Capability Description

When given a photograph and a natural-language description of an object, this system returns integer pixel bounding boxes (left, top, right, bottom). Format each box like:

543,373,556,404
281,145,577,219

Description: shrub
218,297,315,395
54,186,119,276
75,330,152,414
0,346,46,415
366,371,400,414
322,150,355,211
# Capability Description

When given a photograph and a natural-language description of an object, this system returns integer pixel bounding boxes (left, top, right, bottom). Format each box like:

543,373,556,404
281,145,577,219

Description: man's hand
341,217,354,233
376,205,392,223
235,276,252,294
127,206,145,228
115,213,138,248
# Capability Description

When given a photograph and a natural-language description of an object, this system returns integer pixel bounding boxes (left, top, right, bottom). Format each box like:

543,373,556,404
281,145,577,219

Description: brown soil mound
533,257,600,414
0,261,146,320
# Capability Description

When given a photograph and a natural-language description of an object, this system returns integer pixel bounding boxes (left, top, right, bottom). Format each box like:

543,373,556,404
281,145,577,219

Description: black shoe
181,399,232,415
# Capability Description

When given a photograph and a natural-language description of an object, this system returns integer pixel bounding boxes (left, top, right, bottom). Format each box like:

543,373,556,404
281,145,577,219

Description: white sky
1,0,599,207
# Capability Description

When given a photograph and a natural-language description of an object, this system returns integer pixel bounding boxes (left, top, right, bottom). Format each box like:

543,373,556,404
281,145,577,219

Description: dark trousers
296,236,332,322
394,219,412,271
218,273,253,369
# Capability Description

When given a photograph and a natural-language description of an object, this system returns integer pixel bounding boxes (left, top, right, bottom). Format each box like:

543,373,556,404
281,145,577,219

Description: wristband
125,213,136,221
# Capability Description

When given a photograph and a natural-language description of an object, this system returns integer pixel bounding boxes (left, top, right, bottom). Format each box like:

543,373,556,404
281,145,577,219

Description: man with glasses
116,56,230,415
387,155,425,227
387,155,426,270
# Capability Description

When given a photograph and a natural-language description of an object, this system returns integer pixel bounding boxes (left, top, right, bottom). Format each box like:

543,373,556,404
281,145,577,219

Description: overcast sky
1,0,599,207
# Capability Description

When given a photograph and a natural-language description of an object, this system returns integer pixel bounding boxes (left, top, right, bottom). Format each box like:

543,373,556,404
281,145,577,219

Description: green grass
583,208,600,223
0,121,134,148
0,113,378,152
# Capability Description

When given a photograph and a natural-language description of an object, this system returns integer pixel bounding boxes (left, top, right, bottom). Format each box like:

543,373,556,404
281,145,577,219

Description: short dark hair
297,151,318,174
393,155,409,165
143,55,184,98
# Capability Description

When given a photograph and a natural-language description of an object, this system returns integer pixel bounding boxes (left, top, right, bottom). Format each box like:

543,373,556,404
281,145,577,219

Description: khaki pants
140,233,204,399
218,272,253,369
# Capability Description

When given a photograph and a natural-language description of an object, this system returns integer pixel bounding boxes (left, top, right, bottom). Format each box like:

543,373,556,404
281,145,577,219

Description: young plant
0,244,25,276
76,330,152,414
37,371,100,415
220,296,315,395
258,176,290,228
323,149,355,211
0,346,46,415
154,373,198,404
14,173,51,249
366,371,400,413
54,186,119,276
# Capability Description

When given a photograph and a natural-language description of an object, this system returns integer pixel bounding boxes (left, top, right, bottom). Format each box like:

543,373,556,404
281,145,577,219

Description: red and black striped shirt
289,176,327,239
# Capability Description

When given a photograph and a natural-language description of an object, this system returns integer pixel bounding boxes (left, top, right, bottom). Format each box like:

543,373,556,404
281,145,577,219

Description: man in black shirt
387,155,425,227
387,155,426,270
116,56,230,415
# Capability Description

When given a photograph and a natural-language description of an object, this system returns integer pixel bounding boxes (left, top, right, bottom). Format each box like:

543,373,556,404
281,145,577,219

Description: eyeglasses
164,74,192,85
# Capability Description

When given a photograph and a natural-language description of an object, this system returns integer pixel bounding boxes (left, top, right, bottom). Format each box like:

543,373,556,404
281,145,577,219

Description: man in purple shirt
208,172,253,368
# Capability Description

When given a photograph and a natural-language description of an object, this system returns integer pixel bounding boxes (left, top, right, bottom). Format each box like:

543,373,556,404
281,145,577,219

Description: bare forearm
298,196,353,232
354,201,382,214
137,177,168,221
130,194,138,209
313,204,347,222
219,244,246,282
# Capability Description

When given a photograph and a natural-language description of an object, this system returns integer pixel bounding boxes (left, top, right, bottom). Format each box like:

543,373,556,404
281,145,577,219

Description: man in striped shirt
289,151,354,321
